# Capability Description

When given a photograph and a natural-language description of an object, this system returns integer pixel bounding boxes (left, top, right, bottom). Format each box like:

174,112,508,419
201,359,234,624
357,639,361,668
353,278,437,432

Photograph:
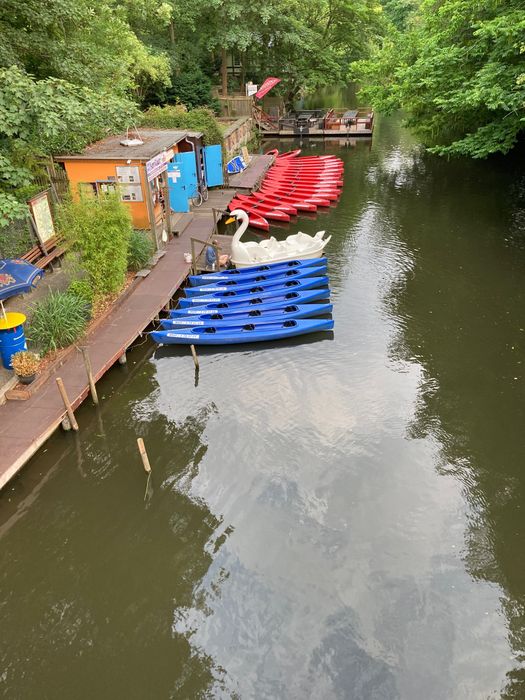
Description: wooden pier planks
227,155,275,191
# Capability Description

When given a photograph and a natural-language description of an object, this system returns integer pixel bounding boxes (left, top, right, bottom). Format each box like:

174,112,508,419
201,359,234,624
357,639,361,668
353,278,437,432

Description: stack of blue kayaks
150,257,334,346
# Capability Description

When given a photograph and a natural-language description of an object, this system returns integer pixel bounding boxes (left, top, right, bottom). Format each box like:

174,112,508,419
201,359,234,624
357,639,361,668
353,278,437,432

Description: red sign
254,77,281,100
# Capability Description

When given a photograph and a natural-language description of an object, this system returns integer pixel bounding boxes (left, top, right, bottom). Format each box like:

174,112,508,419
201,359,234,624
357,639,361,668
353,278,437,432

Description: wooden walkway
227,155,274,191
0,192,236,490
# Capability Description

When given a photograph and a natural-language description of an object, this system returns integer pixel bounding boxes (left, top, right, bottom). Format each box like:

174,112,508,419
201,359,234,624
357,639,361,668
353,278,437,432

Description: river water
1,115,525,699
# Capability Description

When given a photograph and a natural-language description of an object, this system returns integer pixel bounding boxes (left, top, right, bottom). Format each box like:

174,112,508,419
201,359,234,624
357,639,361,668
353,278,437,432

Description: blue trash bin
0,312,27,369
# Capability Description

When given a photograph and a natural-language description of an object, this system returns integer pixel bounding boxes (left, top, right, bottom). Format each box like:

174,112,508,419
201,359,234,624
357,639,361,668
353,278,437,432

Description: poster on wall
115,166,144,201
116,165,140,184
28,191,55,244
120,185,143,202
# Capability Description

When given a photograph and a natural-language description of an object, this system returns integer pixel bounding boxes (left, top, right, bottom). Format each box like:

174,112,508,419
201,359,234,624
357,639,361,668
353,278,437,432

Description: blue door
178,151,198,200
167,161,188,213
167,152,198,212
204,145,223,187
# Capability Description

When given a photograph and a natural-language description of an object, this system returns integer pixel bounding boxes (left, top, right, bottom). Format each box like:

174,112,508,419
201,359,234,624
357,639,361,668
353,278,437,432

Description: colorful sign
254,77,281,100
28,191,55,244
146,151,173,182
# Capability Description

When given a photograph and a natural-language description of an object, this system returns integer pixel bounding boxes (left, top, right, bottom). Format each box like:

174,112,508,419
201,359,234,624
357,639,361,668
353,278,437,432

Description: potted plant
11,350,41,385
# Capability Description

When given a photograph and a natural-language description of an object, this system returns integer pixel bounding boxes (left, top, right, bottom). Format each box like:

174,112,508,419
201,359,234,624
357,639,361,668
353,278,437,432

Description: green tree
0,0,171,98
0,66,139,225
354,0,525,157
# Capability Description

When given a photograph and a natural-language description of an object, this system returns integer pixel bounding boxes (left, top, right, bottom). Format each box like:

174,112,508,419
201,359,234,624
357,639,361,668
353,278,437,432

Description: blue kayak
188,259,327,286
186,264,326,291
151,318,334,345
178,276,329,307
188,257,327,285
162,303,333,328
186,266,327,296
171,289,330,315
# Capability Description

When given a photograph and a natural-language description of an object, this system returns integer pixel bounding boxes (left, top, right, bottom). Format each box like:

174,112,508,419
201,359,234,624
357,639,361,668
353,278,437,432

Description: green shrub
58,192,132,295
164,69,219,112
28,290,90,354
127,230,154,271
68,278,94,306
141,105,223,147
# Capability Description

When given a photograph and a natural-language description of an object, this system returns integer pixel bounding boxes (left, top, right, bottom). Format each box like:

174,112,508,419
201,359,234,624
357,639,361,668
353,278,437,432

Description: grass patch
28,290,90,355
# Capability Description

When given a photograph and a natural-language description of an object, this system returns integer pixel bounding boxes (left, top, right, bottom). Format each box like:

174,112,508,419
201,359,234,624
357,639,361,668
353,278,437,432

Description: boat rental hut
55,129,222,242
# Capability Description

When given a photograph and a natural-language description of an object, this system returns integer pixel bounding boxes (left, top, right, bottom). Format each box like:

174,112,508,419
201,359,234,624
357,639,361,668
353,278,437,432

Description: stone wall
220,117,254,157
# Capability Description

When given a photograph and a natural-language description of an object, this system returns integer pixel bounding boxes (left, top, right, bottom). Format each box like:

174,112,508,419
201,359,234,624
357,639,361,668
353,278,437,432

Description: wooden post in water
56,377,79,431
80,346,99,405
137,438,151,473
190,344,199,370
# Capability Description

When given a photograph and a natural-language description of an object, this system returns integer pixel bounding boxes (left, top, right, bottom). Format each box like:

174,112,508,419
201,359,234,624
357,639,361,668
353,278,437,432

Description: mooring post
190,344,199,370
56,377,79,431
80,346,99,405
137,438,151,473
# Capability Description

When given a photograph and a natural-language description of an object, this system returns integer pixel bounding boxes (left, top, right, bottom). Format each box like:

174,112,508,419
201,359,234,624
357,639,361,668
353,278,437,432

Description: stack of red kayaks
228,149,344,231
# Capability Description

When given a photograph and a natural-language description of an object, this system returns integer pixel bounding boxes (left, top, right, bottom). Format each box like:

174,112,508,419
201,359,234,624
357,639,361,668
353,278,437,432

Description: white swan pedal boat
226,209,331,268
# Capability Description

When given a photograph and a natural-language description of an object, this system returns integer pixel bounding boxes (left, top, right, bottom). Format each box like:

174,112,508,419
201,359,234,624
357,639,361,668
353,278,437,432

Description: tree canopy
354,0,525,158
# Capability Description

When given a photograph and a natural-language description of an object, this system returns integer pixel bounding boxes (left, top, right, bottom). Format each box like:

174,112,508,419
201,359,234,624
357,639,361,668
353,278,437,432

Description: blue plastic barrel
0,312,27,369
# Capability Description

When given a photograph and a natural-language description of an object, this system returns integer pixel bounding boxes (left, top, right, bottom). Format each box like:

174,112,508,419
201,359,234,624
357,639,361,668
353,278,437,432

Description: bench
21,235,67,270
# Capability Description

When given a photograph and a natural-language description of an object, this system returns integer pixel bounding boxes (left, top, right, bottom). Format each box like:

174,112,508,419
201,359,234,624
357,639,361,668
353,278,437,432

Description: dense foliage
58,193,132,295
355,0,525,157
28,289,90,354
0,67,139,225
68,279,95,307
141,105,224,146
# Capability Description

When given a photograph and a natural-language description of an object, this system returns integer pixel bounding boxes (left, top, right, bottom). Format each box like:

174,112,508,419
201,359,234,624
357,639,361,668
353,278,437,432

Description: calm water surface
1,116,525,699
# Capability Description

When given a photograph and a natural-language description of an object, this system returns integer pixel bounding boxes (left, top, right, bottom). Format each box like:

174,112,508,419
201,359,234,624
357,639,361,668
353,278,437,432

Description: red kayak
260,183,340,202
273,159,343,168
266,169,343,180
264,175,343,188
255,189,331,208
228,209,269,231
261,178,342,193
236,193,298,216
276,149,302,159
246,192,318,212
229,198,291,222
270,170,343,180
271,162,343,172
285,155,341,162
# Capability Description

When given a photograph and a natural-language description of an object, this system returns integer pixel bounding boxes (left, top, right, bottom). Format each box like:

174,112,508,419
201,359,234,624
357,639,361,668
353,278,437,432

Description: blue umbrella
0,259,44,318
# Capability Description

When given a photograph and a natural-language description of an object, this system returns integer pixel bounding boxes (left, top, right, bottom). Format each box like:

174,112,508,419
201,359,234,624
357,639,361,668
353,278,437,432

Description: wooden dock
259,108,374,139
262,127,373,138
227,154,274,191
0,190,236,491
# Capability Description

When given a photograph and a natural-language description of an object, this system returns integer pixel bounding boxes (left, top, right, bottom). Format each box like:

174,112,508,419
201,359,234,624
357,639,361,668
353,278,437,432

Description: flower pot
17,373,36,385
